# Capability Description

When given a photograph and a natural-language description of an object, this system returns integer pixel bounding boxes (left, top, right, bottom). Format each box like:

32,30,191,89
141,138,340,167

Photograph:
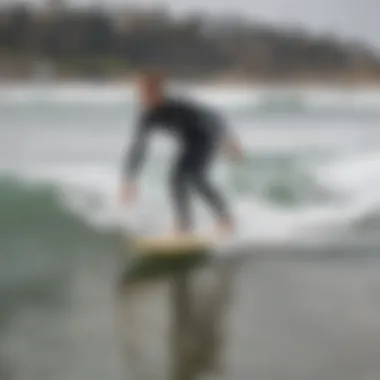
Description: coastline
2,75,380,90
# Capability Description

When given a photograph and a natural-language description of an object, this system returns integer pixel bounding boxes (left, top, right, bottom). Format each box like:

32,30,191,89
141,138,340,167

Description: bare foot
172,224,192,239
216,217,235,237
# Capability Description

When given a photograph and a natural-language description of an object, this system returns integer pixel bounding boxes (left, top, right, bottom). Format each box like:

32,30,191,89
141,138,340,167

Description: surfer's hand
224,137,244,163
118,182,138,205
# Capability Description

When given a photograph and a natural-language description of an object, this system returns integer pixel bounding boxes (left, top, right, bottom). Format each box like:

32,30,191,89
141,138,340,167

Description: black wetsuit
124,98,230,230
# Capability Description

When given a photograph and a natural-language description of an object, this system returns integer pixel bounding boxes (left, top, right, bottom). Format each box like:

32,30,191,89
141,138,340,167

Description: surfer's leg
170,154,192,233
193,171,230,221
190,146,234,233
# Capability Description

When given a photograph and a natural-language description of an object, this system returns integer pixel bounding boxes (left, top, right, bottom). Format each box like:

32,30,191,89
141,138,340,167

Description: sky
15,0,380,50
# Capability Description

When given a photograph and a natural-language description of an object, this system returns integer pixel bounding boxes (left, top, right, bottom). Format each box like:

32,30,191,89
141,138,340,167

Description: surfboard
122,233,217,283
132,233,216,257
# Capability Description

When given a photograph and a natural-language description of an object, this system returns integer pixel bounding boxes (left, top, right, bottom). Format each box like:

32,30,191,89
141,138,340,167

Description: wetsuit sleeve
216,113,228,139
203,109,228,143
123,113,153,180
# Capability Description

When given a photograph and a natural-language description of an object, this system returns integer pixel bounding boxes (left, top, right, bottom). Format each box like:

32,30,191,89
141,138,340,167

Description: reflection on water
118,255,238,380
2,247,380,380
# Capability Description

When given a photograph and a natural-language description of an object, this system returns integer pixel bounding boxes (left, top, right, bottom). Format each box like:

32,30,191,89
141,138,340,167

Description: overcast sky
17,0,380,50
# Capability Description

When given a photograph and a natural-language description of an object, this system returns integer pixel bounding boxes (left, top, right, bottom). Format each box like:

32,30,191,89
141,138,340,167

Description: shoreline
2,76,380,90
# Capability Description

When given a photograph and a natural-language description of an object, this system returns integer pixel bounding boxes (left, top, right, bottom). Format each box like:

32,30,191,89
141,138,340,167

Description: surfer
119,72,243,235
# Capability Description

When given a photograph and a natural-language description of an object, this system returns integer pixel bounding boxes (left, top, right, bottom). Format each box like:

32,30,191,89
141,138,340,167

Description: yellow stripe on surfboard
132,233,216,256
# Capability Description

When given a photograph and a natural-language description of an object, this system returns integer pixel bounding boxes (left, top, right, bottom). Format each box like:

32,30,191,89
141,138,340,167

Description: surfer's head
137,70,166,108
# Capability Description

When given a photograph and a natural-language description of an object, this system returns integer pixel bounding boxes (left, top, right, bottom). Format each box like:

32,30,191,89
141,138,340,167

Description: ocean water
4,83,380,240
2,83,380,380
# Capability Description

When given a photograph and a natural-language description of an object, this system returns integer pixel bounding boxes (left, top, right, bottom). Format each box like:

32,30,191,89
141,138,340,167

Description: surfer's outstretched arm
215,115,243,162
223,134,243,162
119,114,152,204
123,114,152,180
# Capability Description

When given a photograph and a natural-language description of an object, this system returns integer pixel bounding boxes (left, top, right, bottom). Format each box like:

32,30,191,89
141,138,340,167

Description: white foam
3,83,380,246
2,83,380,111
316,152,380,195
0,83,133,105
13,148,380,247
